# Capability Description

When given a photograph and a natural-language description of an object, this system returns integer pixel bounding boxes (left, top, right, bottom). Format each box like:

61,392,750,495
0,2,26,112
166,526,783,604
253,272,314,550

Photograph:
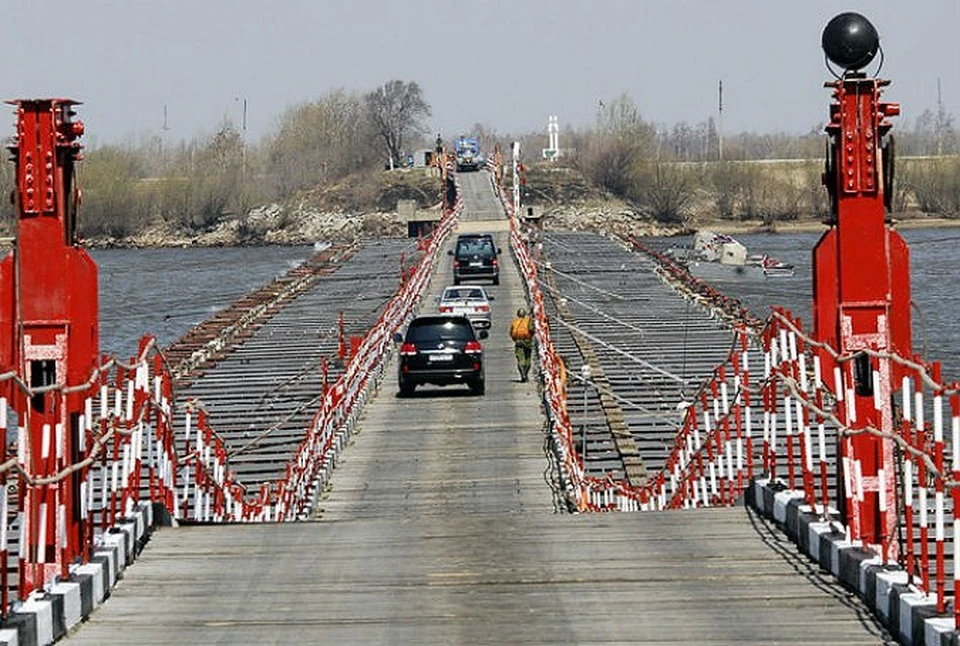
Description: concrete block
898,591,936,646
78,560,107,603
858,556,883,598
771,489,800,525
806,521,832,562
745,478,768,511
40,594,63,642
793,504,815,550
49,581,82,631
876,570,908,621
19,597,53,646
924,616,954,646
119,521,138,559
858,559,887,609
783,497,802,539
71,571,95,618
761,484,775,518
818,529,848,575
94,546,118,587
0,628,18,646
140,500,154,528
837,545,873,591
103,530,127,569
0,614,33,646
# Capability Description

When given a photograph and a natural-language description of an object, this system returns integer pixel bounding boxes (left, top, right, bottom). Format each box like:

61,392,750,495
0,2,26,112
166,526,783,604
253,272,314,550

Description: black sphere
822,12,879,70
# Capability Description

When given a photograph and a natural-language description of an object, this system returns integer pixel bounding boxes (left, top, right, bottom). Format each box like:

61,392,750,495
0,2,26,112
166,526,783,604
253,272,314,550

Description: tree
266,89,376,197
363,80,431,166
577,94,656,198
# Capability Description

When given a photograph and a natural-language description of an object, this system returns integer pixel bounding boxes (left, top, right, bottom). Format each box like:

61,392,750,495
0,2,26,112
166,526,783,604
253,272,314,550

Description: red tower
0,99,99,593
813,15,910,557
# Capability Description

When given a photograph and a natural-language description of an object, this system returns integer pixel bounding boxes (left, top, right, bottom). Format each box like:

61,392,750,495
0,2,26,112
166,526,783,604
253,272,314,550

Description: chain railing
0,188,462,614
516,226,960,625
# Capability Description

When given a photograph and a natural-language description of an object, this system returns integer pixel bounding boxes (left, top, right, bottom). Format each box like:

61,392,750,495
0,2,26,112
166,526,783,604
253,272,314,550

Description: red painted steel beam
813,73,908,557
0,99,99,595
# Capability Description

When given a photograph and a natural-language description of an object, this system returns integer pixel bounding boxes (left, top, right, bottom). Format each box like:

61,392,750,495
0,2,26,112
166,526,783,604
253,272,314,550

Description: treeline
543,94,960,225
0,88,958,240
1,80,433,239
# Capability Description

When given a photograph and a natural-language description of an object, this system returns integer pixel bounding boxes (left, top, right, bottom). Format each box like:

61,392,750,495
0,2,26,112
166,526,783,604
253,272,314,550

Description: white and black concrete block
837,545,874,592
17,597,53,646
73,562,105,611
748,478,960,645
39,594,63,642
102,530,127,570
88,552,114,598
47,582,81,634
817,527,849,575
0,611,35,646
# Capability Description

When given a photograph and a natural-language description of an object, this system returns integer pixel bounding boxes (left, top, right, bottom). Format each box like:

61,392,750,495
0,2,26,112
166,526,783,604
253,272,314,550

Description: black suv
394,316,487,396
449,233,500,285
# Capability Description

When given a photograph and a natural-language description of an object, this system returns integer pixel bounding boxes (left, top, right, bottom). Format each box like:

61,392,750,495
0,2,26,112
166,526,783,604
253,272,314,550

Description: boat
666,231,795,280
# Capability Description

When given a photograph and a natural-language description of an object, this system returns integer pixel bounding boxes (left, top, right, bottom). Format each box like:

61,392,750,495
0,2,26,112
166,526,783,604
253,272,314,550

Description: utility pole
718,79,724,162
236,97,248,183
936,77,944,156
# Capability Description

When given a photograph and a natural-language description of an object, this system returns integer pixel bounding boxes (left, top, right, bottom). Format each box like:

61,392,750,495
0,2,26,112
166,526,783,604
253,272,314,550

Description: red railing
513,226,960,624
0,186,463,612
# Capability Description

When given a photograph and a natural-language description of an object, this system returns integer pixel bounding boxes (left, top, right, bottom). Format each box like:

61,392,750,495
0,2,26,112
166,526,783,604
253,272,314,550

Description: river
92,245,313,359
650,227,960,380
89,229,960,381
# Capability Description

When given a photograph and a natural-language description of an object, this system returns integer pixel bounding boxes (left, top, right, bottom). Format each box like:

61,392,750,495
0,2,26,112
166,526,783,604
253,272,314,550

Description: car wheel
453,277,461,285
399,379,416,397
468,378,485,396
492,276,500,285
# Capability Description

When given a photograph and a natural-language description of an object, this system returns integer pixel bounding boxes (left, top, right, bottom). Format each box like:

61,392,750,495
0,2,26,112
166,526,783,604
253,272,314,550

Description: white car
437,285,494,329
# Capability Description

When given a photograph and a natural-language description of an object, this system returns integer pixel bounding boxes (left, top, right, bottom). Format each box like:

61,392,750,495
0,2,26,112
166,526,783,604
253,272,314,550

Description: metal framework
813,74,908,554
0,100,99,594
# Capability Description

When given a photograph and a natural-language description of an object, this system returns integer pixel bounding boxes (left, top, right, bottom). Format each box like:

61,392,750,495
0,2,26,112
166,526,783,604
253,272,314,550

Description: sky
1,1,957,148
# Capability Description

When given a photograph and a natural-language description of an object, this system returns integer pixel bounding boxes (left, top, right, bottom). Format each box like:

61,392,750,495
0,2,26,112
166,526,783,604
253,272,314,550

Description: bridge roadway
64,172,891,644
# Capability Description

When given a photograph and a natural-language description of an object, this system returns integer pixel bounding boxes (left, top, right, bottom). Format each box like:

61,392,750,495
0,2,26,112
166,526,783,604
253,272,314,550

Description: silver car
437,285,494,330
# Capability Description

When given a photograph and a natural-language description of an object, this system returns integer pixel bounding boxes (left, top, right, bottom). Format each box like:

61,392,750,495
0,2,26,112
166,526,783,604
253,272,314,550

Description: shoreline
2,214,957,252
677,215,960,236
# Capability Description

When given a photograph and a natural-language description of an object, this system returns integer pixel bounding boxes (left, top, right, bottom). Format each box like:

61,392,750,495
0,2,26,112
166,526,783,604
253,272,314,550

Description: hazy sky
2,1,957,148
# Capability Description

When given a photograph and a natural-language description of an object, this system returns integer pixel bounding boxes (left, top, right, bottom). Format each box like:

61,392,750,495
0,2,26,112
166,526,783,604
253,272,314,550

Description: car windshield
407,320,474,343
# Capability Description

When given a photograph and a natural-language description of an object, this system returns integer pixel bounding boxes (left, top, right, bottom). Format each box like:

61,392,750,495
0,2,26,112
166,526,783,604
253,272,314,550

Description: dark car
449,233,501,285
394,316,487,396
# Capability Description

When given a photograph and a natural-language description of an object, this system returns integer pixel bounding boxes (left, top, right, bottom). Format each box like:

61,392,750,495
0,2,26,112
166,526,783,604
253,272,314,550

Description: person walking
510,308,535,382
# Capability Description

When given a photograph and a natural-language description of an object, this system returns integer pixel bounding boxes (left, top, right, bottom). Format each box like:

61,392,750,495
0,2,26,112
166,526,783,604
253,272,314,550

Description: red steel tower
813,15,910,558
0,99,99,593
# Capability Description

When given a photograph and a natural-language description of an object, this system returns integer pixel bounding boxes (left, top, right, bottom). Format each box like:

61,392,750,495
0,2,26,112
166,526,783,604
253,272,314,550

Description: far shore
1,213,958,252
684,215,960,236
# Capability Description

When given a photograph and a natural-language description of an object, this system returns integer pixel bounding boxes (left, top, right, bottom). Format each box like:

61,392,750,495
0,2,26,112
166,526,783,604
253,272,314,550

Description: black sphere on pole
822,12,880,71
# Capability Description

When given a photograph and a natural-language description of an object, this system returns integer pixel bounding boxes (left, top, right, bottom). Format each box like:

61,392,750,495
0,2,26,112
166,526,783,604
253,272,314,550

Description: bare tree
267,89,375,197
363,80,431,166
577,94,656,198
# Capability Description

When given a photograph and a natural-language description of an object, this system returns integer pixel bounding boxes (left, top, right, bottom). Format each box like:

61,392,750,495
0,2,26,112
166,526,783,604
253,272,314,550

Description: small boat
666,231,795,280
750,254,795,278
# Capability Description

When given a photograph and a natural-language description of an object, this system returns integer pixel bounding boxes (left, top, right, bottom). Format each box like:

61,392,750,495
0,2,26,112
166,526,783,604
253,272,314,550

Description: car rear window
406,318,475,342
456,238,495,256
443,288,485,300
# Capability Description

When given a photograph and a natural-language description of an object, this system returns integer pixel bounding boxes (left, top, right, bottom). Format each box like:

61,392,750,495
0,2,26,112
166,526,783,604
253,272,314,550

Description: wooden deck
64,173,892,645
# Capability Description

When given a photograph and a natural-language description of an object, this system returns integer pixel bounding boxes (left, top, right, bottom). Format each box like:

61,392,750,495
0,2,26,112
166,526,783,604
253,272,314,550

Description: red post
812,54,909,555
0,100,98,594
337,312,346,363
